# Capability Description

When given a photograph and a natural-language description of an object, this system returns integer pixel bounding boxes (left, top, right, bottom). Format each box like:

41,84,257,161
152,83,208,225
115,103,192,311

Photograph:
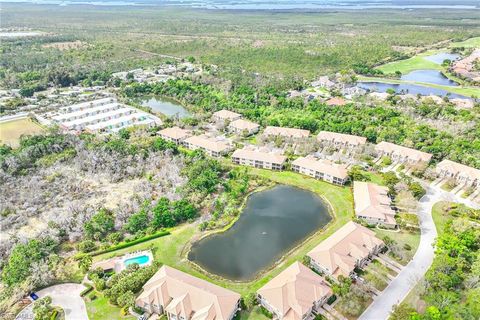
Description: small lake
140,97,190,118
357,82,468,99
188,185,332,281
400,70,458,87
424,52,460,65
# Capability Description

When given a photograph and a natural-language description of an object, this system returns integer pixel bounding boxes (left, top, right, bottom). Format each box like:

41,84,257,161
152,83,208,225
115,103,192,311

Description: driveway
359,185,479,320
16,283,88,320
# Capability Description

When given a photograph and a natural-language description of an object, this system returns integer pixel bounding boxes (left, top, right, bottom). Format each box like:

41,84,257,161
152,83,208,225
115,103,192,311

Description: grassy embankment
93,169,353,297
0,118,45,147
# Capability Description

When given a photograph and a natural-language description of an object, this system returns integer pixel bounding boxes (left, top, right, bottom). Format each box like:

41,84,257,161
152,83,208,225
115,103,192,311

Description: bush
78,240,97,253
403,243,412,251
90,230,169,256
259,306,273,319
50,310,58,320
88,292,97,301
80,284,93,297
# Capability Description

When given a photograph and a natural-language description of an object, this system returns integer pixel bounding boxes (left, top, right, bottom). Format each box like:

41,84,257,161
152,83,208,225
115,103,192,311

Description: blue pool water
124,255,150,267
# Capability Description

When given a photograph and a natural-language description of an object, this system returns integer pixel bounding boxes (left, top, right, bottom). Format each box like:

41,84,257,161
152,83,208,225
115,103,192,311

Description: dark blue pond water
424,52,461,65
401,70,459,87
357,82,468,99
188,185,331,280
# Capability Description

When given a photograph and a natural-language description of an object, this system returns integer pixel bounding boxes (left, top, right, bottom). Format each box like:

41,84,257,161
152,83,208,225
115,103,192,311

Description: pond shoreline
184,181,336,284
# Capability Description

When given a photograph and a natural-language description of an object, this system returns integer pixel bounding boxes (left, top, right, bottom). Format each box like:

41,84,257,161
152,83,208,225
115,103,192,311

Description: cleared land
0,118,45,148
94,169,353,297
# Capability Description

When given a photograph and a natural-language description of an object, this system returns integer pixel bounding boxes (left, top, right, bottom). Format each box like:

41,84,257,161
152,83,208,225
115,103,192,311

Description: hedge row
90,231,170,256
50,310,58,320
80,284,93,297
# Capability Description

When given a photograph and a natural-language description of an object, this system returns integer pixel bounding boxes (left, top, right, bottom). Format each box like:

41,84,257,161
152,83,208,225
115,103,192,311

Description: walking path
16,283,88,320
359,184,479,320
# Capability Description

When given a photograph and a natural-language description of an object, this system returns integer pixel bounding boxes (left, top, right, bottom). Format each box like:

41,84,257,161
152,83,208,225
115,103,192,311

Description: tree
125,209,149,234
348,166,369,181
172,199,197,223
151,197,175,229
332,275,352,297
243,292,257,310
84,209,115,240
78,255,93,273
77,240,97,253
33,296,53,320
117,291,135,308
409,182,426,200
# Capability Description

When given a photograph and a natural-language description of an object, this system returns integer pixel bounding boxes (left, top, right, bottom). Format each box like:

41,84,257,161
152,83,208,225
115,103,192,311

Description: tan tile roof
232,148,287,165
436,159,480,181
326,97,347,106
317,131,367,146
257,262,332,320
307,222,384,279
229,119,260,131
158,126,190,140
375,141,432,163
264,126,310,139
353,181,396,225
136,265,240,320
184,135,231,153
291,157,348,180
213,110,242,121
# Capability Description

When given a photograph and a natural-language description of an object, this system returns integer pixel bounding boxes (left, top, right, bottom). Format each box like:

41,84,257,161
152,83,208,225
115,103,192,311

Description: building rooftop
62,107,133,128
436,159,480,180
307,221,384,279
229,119,260,131
257,262,332,320
264,126,310,139
184,135,231,153
232,148,286,165
292,157,348,180
52,102,120,122
59,97,115,112
213,109,242,121
136,266,240,320
353,181,396,225
158,126,191,140
317,131,367,147
375,141,432,163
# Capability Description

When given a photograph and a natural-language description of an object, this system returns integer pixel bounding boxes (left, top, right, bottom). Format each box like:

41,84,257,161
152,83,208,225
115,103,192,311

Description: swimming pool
124,255,150,267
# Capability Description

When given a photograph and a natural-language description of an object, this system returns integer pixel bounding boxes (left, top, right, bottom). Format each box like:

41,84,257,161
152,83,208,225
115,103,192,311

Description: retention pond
188,185,332,281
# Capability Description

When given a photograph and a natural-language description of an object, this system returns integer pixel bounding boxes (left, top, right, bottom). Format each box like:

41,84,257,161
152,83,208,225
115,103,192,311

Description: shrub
259,306,273,318
90,230,169,256
80,284,93,297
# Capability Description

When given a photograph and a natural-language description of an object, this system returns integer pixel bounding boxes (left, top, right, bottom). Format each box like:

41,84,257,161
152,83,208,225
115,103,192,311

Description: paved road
16,283,88,320
359,185,479,320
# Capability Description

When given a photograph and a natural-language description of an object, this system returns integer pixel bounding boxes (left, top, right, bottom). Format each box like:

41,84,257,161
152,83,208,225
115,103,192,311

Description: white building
232,148,286,170
291,157,348,185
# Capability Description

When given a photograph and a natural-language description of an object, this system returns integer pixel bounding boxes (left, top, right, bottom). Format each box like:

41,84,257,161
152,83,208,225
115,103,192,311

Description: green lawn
85,291,135,320
377,53,441,74
94,169,353,297
374,228,420,265
236,306,271,320
450,36,480,48
431,201,451,237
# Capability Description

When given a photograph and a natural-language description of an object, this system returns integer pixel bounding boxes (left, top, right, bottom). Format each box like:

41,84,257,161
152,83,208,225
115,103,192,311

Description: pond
357,81,468,99
188,185,332,281
140,96,190,118
400,70,458,87
424,52,460,64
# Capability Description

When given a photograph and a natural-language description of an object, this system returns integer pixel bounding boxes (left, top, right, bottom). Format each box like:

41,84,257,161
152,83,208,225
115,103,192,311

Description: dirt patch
0,118,45,148
42,40,87,51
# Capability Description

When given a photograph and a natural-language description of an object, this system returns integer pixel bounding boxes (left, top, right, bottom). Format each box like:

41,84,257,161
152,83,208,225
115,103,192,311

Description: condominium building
375,142,432,164
158,127,191,144
436,159,480,187
317,131,367,149
257,262,332,320
353,181,396,228
136,265,241,320
228,119,260,136
263,126,310,139
183,135,232,157
307,221,384,279
291,157,348,185
232,148,286,170
212,110,242,122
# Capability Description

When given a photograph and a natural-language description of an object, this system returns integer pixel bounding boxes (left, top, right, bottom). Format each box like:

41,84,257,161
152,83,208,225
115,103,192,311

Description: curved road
16,283,88,320
359,186,479,320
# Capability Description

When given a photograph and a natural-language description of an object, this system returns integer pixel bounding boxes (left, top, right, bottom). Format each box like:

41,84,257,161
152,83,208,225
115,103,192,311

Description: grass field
85,291,135,320
431,201,451,237
94,169,353,299
376,52,442,74
0,118,45,147
450,36,480,48
374,228,420,265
